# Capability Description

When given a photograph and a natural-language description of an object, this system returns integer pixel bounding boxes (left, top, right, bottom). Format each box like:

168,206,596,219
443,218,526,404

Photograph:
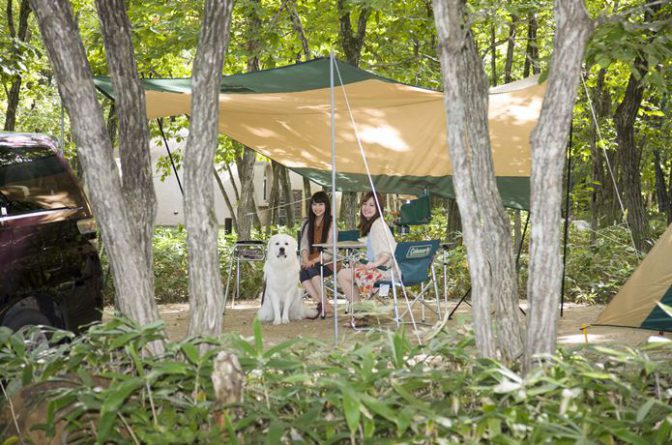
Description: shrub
1,321,671,444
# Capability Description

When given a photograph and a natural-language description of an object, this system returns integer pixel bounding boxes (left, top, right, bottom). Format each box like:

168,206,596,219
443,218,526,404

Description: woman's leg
309,275,332,315
302,278,321,303
337,267,359,303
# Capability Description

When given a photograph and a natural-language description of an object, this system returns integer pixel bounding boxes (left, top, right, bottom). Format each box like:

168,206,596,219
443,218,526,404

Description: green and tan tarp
595,223,672,332
94,58,545,210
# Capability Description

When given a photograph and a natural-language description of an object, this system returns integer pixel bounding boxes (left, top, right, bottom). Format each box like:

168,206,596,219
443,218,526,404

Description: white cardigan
367,217,397,273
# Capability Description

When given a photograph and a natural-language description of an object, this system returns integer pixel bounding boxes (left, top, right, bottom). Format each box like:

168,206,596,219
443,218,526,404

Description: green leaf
180,342,200,365
636,398,656,423
266,420,284,445
342,390,361,434
98,378,145,439
253,319,264,355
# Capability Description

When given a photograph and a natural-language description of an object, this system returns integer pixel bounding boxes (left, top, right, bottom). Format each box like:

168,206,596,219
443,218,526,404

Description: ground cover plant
1,320,671,444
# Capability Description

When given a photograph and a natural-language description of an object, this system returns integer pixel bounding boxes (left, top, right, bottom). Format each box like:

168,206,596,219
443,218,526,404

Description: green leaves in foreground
1,320,671,444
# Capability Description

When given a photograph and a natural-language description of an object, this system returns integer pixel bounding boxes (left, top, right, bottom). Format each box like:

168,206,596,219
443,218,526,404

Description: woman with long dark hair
299,191,336,317
337,191,397,304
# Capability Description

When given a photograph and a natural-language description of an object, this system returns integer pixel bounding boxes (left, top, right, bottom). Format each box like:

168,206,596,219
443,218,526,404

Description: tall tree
3,0,31,131
338,0,371,228
523,12,540,77
236,0,263,240
95,0,157,275
29,0,164,353
432,0,524,362
184,0,234,341
525,0,593,368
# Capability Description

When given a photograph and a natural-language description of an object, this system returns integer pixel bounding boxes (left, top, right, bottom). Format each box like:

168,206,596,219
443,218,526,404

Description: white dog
257,234,318,324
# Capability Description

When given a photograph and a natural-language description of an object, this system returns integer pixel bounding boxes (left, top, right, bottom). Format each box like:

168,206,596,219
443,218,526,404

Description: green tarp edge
93,58,391,99
292,167,531,210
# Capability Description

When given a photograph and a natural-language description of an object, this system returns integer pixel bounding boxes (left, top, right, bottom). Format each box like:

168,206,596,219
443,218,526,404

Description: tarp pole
157,118,185,197
560,124,573,318
330,51,339,341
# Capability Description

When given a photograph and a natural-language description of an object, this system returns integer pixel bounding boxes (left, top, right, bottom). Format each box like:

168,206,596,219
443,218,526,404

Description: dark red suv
0,132,103,333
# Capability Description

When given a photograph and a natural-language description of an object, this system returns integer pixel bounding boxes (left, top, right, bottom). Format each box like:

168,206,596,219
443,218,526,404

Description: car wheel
3,308,52,332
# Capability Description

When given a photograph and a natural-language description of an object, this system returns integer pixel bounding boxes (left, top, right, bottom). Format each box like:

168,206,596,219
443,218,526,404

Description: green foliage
102,227,268,305
1,321,672,443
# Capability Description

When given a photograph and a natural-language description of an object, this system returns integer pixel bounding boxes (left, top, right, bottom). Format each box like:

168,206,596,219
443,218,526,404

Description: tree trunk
268,161,281,229
3,0,31,132
433,0,524,363
30,0,163,353
214,167,238,232
614,64,649,253
490,23,497,86
303,176,312,217
236,0,263,239
525,0,593,370
653,150,669,215
225,161,240,202
523,12,539,77
337,0,370,229
95,0,157,268
504,16,517,84
279,163,294,227
445,197,462,247
236,147,259,239
184,0,234,341
589,68,617,233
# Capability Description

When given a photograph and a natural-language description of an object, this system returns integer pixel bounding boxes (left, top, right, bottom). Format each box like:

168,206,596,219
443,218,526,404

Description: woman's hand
364,262,378,270
300,256,311,269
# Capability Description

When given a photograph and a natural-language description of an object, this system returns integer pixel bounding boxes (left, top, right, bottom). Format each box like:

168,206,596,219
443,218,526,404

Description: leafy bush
1,321,671,444
102,226,268,305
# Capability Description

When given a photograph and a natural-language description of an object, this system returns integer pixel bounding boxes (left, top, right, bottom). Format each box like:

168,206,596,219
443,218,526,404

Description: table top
314,240,365,249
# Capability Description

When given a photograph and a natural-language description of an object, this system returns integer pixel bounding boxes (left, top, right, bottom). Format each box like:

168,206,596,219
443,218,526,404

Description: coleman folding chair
380,240,441,326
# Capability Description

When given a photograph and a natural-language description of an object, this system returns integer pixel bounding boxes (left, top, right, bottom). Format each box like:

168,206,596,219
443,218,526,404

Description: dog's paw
281,317,290,324
272,319,282,325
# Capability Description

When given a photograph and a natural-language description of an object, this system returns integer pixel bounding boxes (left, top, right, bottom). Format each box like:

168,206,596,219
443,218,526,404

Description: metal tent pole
157,118,184,196
330,51,339,341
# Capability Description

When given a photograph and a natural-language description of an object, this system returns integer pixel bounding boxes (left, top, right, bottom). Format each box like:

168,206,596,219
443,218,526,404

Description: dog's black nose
279,247,285,254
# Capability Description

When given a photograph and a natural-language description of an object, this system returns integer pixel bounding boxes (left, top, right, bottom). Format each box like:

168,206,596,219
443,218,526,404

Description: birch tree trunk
30,0,164,353
95,0,157,272
523,13,540,77
525,0,593,369
184,0,234,341
433,0,524,362
614,65,649,252
338,0,370,229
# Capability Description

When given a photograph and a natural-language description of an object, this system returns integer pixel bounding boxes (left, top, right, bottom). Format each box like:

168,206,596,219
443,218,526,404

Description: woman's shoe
308,302,322,320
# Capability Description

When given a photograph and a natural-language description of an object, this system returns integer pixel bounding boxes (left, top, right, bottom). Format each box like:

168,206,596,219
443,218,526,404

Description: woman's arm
367,218,394,268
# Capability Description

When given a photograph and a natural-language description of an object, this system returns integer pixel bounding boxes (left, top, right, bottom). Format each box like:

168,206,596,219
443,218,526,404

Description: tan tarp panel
144,76,544,178
596,223,672,329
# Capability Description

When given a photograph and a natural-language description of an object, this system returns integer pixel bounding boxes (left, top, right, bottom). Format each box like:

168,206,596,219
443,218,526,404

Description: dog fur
257,234,317,324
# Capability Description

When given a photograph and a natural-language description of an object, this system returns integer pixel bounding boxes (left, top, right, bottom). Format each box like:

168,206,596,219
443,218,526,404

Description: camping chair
379,240,441,327
223,240,266,309
396,194,431,234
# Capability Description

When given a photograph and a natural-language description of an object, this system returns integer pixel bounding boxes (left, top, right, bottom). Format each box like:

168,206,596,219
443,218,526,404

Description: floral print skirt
353,266,384,298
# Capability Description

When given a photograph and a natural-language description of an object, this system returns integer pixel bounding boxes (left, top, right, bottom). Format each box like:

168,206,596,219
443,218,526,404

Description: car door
0,192,14,307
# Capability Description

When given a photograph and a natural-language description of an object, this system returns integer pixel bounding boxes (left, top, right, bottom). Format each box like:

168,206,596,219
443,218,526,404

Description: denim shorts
299,263,334,282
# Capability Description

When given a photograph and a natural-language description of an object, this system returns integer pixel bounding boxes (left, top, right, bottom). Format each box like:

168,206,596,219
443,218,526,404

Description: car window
0,145,85,215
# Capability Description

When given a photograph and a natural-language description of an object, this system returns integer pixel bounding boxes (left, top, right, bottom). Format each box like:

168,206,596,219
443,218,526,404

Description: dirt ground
105,300,660,348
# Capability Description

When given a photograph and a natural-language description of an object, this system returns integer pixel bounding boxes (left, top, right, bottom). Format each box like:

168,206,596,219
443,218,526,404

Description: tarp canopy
94,58,545,210
595,223,672,332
